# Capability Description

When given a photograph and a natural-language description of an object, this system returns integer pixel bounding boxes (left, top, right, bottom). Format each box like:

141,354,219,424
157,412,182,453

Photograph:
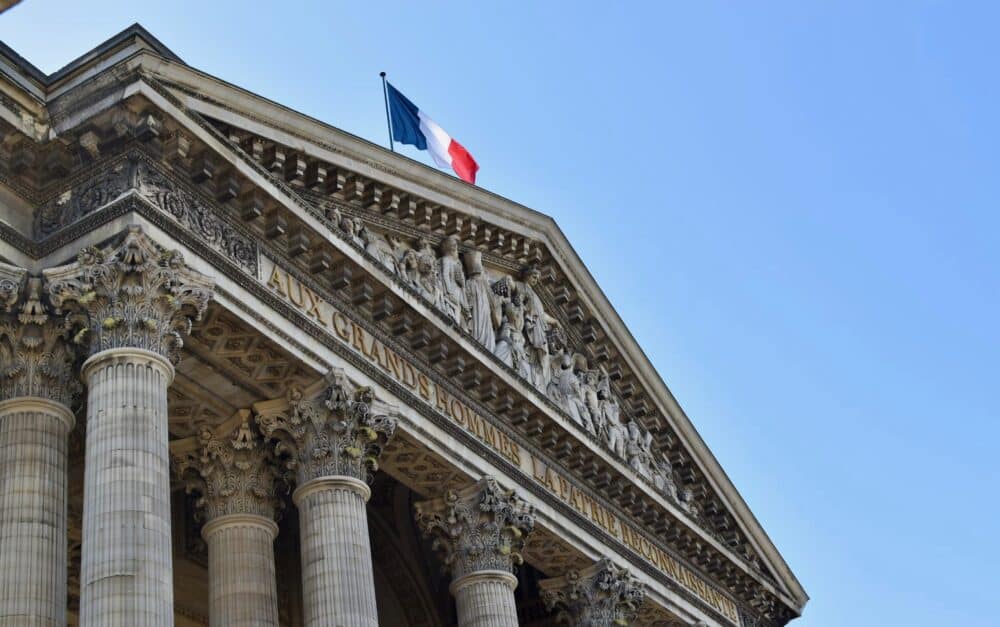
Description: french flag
386,82,480,184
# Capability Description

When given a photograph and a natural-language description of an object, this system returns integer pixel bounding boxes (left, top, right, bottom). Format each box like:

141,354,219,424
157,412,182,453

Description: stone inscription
261,257,740,624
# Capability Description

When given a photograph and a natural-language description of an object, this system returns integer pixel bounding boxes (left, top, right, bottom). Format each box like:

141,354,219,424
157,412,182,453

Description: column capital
43,225,214,364
539,557,646,627
172,413,284,522
0,265,81,411
256,370,397,486
414,476,535,580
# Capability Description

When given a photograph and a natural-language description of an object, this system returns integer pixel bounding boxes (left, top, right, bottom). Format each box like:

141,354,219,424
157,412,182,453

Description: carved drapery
172,413,284,521
0,267,80,406
414,476,535,580
43,224,214,362
539,558,646,627
256,372,398,486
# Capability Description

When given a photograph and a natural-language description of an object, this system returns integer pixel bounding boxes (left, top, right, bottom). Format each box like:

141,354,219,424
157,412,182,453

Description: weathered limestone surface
44,227,214,627
0,400,74,627
451,571,520,627
0,268,79,626
414,476,535,627
256,373,397,627
172,417,282,627
78,349,175,626
294,477,377,627
539,557,646,627
202,515,280,627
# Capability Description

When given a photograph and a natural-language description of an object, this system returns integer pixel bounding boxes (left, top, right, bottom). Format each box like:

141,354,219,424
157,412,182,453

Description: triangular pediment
0,25,807,624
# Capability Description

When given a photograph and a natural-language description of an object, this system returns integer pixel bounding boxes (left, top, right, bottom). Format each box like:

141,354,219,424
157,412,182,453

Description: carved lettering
258,257,740,622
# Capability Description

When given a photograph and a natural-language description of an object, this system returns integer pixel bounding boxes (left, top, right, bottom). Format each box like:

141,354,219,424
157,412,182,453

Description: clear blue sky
4,2,998,625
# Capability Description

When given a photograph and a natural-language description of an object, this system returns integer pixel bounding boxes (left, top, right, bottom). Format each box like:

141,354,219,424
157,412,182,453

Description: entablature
0,38,806,623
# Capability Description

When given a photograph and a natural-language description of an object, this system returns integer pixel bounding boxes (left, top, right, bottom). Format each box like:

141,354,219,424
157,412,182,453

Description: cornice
0,33,806,614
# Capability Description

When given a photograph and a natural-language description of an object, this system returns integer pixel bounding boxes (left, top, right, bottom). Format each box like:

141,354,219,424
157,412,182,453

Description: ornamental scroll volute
171,411,285,522
539,557,646,627
42,225,214,363
0,263,81,407
413,476,536,580
255,370,398,487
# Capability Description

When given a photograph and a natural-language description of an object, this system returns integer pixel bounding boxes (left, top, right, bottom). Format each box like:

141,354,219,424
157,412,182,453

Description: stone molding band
449,570,518,596
0,396,75,430
292,474,372,505
81,346,175,385
201,513,280,541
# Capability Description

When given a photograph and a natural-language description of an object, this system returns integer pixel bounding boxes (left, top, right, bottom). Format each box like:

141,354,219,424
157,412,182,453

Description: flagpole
380,72,394,152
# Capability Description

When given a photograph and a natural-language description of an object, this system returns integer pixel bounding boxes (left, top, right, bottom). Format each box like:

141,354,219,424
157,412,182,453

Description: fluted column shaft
0,398,74,626
203,515,280,627
293,476,377,627
79,349,174,627
451,571,520,627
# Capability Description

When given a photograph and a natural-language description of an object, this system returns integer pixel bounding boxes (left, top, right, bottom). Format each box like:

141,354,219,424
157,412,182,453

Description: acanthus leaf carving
33,155,257,276
539,557,646,627
43,225,215,363
171,413,284,521
256,370,398,486
0,266,82,407
413,476,535,580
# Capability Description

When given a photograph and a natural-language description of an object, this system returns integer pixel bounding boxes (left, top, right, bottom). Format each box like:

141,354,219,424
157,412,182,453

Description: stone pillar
0,268,80,626
45,226,214,627
414,476,536,627
256,373,397,627
538,558,646,627
172,414,282,627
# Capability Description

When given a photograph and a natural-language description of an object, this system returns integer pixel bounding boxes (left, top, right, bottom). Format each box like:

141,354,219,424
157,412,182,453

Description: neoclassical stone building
0,25,807,627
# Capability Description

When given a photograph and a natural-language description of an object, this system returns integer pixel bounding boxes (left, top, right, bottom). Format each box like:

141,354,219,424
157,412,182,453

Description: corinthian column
414,477,536,627
45,226,214,627
172,413,283,627
539,558,646,627
256,372,397,627
0,268,80,626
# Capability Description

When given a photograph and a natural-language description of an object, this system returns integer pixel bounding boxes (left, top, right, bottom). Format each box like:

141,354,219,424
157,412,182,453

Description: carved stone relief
539,557,646,627
44,225,214,363
256,371,399,486
414,476,536,580
326,216,682,506
0,265,81,406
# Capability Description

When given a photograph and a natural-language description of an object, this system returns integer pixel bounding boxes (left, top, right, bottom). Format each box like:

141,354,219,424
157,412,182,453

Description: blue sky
4,2,998,625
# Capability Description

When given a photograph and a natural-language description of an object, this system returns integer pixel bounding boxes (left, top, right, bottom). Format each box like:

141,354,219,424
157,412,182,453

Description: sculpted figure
625,420,654,478
493,317,514,367
580,368,603,435
502,299,533,382
339,214,365,248
463,251,500,349
597,374,627,458
361,227,398,274
514,266,557,392
651,454,679,501
399,248,419,286
547,352,593,431
414,252,441,306
436,236,468,326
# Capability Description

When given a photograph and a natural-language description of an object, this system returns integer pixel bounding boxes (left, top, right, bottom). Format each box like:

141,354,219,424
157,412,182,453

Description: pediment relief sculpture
324,216,688,505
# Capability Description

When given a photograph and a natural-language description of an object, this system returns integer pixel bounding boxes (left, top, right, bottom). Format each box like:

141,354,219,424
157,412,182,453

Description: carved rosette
256,372,398,486
414,476,536,580
172,416,284,521
539,558,646,627
0,265,81,407
42,225,214,363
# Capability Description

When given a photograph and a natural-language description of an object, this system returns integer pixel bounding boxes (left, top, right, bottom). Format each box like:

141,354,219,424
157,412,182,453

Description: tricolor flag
385,82,479,184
